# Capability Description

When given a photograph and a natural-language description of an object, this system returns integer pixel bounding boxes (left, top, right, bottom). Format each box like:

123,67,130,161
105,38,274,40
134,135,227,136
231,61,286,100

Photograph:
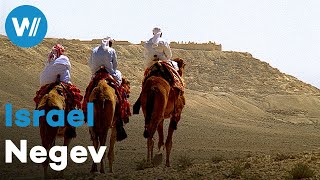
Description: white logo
11,17,41,37
6,5,48,48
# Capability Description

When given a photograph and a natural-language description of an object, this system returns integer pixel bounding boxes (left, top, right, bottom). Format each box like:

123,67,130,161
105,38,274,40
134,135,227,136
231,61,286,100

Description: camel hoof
90,168,98,173
133,101,141,114
90,163,98,173
146,161,154,168
90,170,98,173
100,169,105,174
166,160,171,167
170,121,177,130
143,130,149,138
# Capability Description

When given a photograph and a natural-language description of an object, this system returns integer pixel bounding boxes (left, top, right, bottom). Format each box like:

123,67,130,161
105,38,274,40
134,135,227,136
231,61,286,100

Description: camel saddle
143,61,185,92
82,67,131,122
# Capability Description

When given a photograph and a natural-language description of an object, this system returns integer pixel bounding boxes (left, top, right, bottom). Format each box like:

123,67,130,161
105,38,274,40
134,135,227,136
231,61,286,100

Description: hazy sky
1,0,320,88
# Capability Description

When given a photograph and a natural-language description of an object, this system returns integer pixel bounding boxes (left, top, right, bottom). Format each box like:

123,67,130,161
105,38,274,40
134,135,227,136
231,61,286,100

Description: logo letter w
12,18,41,37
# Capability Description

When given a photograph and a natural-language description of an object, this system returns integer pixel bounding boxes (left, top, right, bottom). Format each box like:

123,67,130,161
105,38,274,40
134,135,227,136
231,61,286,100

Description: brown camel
37,84,75,178
88,78,130,173
141,58,186,167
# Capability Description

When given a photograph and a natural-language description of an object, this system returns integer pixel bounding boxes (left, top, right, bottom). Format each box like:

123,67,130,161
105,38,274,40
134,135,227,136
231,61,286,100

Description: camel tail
96,99,114,138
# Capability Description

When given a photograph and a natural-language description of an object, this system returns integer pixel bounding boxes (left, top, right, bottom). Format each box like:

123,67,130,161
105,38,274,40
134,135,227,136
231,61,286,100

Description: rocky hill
1,37,320,179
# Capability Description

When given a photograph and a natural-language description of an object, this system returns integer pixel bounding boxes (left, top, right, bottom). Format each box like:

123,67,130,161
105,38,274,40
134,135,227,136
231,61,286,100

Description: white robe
144,35,178,70
40,55,71,86
88,45,122,84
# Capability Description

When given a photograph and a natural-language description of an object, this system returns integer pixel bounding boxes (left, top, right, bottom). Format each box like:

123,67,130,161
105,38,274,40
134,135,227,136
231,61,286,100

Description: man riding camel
40,44,71,86
133,27,182,114
82,37,131,140
143,27,178,70
34,44,83,138
88,37,122,84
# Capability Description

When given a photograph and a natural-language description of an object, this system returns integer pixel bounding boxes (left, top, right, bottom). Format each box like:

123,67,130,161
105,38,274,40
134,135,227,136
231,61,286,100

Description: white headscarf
151,27,162,48
101,37,112,50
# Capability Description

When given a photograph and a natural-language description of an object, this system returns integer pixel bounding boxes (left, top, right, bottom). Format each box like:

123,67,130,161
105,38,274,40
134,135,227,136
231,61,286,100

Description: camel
36,83,77,178
88,77,130,173
141,58,186,167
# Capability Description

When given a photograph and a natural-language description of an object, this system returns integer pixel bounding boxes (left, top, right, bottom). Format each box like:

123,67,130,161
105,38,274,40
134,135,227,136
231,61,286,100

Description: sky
1,0,320,88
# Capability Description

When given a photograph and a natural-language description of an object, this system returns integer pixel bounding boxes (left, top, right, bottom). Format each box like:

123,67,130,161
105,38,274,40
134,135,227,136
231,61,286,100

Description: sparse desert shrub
242,173,261,180
230,165,243,178
246,153,253,158
310,156,317,161
275,153,291,161
176,154,194,171
224,164,243,178
288,163,315,179
211,156,224,163
167,177,177,180
135,159,149,170
243,162,252,169
190,171,204,178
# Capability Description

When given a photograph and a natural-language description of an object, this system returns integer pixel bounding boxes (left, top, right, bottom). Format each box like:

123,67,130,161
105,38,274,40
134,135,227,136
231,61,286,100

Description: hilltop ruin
50,38,223,51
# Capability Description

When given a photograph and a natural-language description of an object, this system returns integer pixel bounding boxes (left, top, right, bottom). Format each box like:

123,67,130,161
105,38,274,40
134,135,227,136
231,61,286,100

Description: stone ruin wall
81,39,132,45
140,40,221,51
44,38,222,51
170,41,222,51
80,39,222,51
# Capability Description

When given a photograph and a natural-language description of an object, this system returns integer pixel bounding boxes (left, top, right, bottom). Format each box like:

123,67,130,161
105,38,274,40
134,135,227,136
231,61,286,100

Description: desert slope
0,37,319,123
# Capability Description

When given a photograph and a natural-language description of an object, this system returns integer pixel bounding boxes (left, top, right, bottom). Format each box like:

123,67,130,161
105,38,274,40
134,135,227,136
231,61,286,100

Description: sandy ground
1,88,320,179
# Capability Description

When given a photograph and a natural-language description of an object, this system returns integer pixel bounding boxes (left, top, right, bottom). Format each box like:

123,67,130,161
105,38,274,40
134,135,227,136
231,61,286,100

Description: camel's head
173,58,186,77
121,77,131,97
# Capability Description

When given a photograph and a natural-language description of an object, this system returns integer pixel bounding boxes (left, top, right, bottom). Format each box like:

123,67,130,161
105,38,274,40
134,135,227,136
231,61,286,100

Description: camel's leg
157,120,164,151
147,137,154,164
40,124,58,179
165,119,176,167
150,120,164,166
90,135,99,173
99,129,108,174
43,163,49,179
108,127,116,173
151,138,154,163
63,137,72,146
42,145,50,179
43,142,55,178
55,131,72,178
63,125,75,146
90,139,99,173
